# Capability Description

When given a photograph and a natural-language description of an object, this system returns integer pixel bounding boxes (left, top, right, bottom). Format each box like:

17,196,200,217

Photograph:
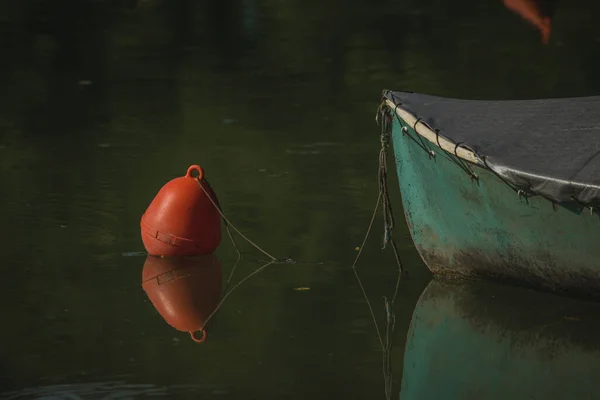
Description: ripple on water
0,381,214,399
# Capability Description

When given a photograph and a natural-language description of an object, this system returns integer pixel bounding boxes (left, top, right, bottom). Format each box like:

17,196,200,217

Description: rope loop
435,129,442,147
413,118,422,131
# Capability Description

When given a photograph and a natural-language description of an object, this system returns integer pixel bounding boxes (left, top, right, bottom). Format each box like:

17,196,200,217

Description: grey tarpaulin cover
384,90,600,206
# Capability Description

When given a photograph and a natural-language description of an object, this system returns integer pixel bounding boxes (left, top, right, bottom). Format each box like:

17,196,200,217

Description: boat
400,278,600,399
379,90,600,299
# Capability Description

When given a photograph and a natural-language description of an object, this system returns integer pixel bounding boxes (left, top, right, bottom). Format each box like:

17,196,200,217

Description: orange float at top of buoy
141,165,222,256
142,255,222,343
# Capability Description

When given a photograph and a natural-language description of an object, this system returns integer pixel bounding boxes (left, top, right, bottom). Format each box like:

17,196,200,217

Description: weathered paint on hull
400,279,600,400
391,117,600,298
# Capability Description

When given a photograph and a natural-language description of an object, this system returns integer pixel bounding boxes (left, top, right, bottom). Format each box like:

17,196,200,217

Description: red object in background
502,0,552,44
142,255,223,343
140,165,222,256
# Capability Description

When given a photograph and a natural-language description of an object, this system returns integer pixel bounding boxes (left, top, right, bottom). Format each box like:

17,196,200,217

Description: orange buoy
140,165,221,256
142,255,222,342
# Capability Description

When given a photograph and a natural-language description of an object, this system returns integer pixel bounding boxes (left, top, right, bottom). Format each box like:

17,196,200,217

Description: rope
379,127,396,250
192,177,297,337
196,179,278,262
200,260,275,331
383,296,396,400
199,179,243,259
413,118,435,159
225,225,242,258
351,190,384,349
570,195,598,215
351,105,406,399
392,103,435,159
387,103,483,183
481,156,532,197
379,100,431,159
224,253,242,291
429,127,480,176
452,142,478,181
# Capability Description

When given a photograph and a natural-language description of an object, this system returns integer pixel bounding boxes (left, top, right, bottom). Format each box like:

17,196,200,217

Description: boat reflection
141,255,222,343
400,278,600,399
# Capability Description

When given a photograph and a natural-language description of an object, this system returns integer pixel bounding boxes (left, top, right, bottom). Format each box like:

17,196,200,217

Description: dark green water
1,0,599,398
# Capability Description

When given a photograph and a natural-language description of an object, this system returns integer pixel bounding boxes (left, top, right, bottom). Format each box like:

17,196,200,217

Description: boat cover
384,90,600,207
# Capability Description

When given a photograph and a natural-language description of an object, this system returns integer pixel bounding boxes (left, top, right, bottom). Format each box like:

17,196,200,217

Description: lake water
1,1,600,399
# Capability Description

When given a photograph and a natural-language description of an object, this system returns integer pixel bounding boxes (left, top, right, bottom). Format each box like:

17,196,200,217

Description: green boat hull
400,279,600,399
390,117,600,298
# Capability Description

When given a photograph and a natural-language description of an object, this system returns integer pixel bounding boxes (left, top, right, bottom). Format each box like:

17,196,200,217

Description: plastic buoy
140,165,221,256
142,255,222,342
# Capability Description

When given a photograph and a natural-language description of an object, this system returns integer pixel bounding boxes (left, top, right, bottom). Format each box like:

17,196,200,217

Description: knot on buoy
140,165,222,256
142,255,222,343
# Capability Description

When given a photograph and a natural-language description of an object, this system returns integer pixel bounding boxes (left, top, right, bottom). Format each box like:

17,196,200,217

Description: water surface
1,0,600,398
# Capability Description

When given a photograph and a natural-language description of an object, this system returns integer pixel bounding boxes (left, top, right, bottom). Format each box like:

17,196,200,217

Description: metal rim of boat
384,98,600,197
384,99,481,165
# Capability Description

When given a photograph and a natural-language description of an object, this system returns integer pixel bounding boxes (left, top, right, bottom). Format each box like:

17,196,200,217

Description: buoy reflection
142,255,222,343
